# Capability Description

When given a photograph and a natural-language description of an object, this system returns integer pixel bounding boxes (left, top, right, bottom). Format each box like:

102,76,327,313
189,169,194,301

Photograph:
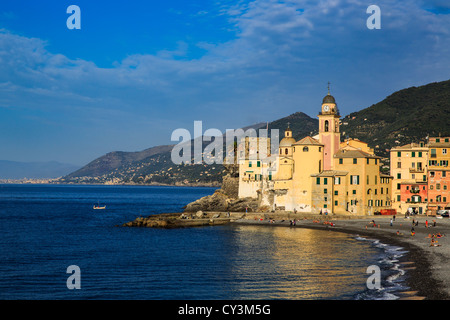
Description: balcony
409,167,424,173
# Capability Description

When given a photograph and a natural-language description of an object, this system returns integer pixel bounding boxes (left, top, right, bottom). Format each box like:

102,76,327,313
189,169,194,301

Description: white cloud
0,0,450,163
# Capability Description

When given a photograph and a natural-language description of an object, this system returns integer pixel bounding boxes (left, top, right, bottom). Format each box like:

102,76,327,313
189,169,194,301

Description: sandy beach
232,214,450,300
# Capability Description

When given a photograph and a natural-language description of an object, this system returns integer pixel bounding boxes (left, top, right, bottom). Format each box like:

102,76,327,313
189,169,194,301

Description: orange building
427,137,450,213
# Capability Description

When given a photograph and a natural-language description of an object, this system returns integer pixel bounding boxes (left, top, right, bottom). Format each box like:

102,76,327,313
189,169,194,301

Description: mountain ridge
58,79,450,185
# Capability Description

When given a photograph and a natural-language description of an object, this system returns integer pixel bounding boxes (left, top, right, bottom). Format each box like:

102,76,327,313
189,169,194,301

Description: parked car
437,210,449,217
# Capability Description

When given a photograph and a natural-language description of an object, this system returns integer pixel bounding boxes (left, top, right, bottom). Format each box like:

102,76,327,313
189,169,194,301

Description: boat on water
93,201,106,210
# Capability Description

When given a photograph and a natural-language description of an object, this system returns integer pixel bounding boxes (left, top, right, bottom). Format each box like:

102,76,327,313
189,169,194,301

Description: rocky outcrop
183,174,264,213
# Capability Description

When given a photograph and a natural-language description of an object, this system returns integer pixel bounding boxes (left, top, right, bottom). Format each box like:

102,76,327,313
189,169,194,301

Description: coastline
124,211,450,300
231,214,450,300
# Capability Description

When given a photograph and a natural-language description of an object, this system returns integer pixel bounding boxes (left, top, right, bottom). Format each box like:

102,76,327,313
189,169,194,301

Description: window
443,171,447,177
397,183,401,190
303,146,309,152
430,171,435,178
324,188,328,194
249,161,252,167
352,190,356,195
436,138,440,143
437,183,441,190
334,177,341,185
443,149,448,155
353,158,357,164
339,158,343,164
367,175,370,184
366,158,369,165
412,152,415,157
375,176,377,185
316,177,320,185
285,148,288,155
423,175,426,181
397,173,401,179
324,120,329,132
334,200,338,206
374,189,378,195
397,151,401,157
397,195,401,201
324,178,328,185
350,175,359,185
418,152,422,157
397,162,401,168
446,138,449,143
334,190,338,195
257,161,260,167
381,187,384,194
431,149,436,158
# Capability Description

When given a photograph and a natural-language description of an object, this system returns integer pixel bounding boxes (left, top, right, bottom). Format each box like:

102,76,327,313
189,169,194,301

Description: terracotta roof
293,136,323,146
334,149,381,159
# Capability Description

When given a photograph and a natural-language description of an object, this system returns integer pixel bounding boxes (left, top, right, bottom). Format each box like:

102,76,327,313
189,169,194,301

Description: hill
340,79,450,157
59,79,450,185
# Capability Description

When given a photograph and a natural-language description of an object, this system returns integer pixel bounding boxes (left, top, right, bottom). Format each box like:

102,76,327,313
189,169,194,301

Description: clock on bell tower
318,83,341,171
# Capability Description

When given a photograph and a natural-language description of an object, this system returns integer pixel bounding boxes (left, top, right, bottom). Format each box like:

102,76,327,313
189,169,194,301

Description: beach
232,214,450,300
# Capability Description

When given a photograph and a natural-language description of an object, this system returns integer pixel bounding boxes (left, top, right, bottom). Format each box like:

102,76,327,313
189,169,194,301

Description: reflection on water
223,225,380,299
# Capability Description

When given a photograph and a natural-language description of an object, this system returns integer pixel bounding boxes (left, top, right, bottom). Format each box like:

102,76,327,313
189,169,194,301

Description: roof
311,170,348,177
391,143,428,151
293,136,323,146
429,142,450,148
322,93,336,104
334,149,381,159
279,137,297,147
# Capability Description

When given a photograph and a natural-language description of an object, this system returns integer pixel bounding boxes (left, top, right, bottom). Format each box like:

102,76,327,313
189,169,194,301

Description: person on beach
411,227,415,236
425,220,429,228
390,218,393,226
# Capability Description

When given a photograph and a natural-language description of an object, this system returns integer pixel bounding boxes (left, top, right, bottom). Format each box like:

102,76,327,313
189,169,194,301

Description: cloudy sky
0,0,449,166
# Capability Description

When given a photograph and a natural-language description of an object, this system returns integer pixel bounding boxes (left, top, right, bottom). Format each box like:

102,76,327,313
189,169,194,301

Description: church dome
280,136,297,147
322,93,336,104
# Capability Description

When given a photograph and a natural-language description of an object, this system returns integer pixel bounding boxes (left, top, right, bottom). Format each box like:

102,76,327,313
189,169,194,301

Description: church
237,89,393,215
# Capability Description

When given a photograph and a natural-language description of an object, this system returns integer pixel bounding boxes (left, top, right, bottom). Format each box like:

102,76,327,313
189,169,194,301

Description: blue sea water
0,184,409,300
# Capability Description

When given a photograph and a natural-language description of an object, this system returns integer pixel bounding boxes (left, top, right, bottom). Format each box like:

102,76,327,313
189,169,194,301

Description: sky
0,0,449,166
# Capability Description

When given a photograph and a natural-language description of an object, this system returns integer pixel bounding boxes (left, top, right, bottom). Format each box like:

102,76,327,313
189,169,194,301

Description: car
437,210,450,217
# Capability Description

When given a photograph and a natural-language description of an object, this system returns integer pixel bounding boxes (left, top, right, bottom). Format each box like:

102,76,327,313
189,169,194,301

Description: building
390,142,429,214
237,90,393,215
427,137,450,213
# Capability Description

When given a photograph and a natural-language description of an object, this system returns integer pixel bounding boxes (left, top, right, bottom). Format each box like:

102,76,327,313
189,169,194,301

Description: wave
352,235,410,300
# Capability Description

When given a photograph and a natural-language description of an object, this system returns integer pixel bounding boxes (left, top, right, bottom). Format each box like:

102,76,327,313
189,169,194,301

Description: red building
400,182,428,214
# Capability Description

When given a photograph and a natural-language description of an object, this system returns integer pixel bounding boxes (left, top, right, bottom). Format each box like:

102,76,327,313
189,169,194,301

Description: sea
0,184,410,300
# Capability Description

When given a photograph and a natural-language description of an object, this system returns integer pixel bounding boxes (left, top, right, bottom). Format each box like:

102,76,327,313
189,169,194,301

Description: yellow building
390,142,428,214
237,89,393,215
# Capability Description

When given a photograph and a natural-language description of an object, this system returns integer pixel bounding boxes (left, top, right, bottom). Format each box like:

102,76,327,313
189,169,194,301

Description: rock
196,210,205,218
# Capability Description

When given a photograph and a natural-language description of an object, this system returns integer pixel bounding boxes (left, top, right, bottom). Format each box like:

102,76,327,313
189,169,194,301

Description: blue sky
0,0,449,166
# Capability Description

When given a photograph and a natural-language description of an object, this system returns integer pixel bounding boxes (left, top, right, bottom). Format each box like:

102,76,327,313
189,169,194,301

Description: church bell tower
318,83,341,171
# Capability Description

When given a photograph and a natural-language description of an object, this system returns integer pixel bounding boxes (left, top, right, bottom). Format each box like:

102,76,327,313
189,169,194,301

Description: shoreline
124,211,450,300
231,215,450,300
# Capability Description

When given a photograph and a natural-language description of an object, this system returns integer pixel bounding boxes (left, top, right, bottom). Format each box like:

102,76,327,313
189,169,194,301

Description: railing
409,167,424,173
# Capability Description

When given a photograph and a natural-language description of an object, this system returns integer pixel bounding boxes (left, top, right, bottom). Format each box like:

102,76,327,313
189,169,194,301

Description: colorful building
390,142,429,214
237,90,392,215
427,137,450,213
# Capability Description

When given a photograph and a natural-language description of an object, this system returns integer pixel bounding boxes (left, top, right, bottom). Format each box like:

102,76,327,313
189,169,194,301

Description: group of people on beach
426,233,444,247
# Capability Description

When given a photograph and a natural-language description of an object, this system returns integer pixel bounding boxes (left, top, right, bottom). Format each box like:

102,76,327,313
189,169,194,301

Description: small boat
93,201,106,210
